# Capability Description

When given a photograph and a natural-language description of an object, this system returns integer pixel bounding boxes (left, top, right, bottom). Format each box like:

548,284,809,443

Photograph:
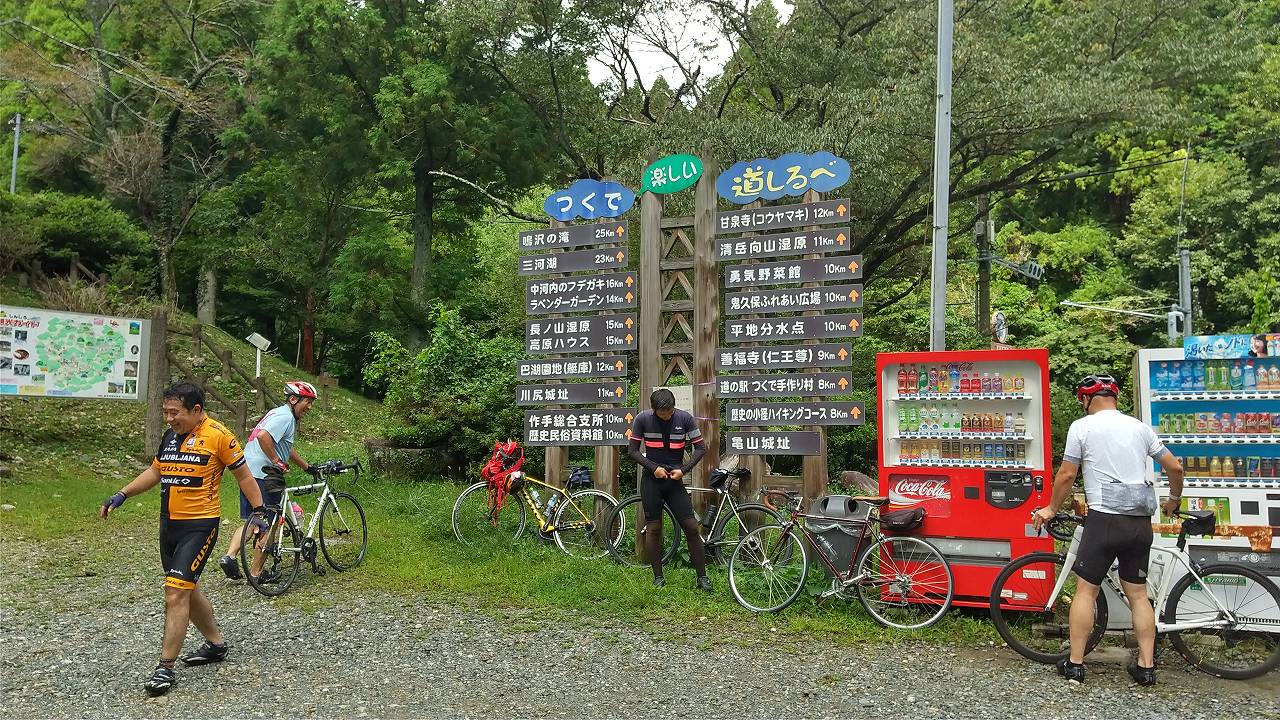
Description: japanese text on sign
725,256,862,288
715,152,851,204
516,382,628,406
525,314,637,354
642,154,703,194
725,431,823,456
715,343,852,370
519,247,628,276
716,199,850,235
526,272,638,315
724,314,862,343
725,284,862,315
716,372,852,398
524,409,637,446
715,227,850,262
518,222,627,251
725,402,865,426
517,356,627,380
544,180,636,221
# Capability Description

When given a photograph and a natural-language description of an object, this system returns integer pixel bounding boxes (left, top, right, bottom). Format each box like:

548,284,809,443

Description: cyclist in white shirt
1033,374,1184,686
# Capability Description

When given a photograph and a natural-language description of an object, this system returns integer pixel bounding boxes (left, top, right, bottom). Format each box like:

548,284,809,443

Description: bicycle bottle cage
1181,510,1216,537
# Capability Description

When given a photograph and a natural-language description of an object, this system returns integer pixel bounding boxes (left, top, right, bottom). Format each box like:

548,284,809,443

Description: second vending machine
876,348,1055,606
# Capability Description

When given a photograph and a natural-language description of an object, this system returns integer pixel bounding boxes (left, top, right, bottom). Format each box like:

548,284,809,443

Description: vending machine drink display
876,348,1054,607
1135,348,1280,591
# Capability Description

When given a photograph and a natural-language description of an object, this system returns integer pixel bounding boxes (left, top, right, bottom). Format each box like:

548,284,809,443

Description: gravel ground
2,532,1278,720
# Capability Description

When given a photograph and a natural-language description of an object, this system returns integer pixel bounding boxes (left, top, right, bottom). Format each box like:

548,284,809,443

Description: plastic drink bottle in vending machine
898,366,907,394
950,365,960,393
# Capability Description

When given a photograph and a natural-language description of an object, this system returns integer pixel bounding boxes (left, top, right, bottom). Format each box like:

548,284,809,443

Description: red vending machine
876,348,1055,607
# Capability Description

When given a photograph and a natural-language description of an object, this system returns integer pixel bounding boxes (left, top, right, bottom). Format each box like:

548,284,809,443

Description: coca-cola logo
890,478,950,501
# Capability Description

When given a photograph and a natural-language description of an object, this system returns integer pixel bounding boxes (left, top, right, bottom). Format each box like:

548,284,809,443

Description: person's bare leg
224,523,246,559
161,584,192,662
187,586,225,645
1069,579,1101,664
1121,580,1156,667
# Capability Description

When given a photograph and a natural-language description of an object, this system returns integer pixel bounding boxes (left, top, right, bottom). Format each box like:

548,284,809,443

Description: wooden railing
163,322,283,436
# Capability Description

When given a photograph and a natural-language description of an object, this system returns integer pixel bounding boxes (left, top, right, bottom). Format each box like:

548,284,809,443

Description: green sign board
642,154,703,195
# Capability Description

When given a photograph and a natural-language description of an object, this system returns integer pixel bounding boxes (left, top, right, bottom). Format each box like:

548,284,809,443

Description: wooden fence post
192,323,203,359
68,252,80,283
143,309,169,459
217,348,232,378
693,145,721,497
236,400,249,438
801,188,830,502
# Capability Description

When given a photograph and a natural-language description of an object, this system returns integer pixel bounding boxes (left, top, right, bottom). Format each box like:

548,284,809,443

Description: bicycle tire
552,489,619,559
1162,562,1280,680
240,514,302,597
451,481,527,546
989,552,1108,664
710,502,783,565
603,495,679,567
728,524,808,613
319,492,368,570
853,535,954,630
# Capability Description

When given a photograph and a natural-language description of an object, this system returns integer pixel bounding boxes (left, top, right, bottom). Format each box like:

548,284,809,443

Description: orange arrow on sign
838,347,848,361
848,259,859,273
625,429,632,439
625,292,634,303
625,317,634,328
848,289,859,303
615,386,624,397
838,377,849,390
849,317,861,331
615,251,625,262
616,225,626,236
837,204,847,216
625,275,635,287
625,333,634,343
836,232,847,246
852,406,862,418
615,360,624,371
625,413,634,422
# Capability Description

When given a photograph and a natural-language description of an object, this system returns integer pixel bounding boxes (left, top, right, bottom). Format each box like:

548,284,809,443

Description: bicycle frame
1043,524,1238,633
774,505,876,580
512,474,595,533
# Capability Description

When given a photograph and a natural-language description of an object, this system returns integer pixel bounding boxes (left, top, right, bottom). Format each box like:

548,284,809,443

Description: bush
364,303,525,472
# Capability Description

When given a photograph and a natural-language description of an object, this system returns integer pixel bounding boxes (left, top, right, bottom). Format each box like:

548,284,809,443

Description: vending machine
1135,347,1280,587
876,348,1054,607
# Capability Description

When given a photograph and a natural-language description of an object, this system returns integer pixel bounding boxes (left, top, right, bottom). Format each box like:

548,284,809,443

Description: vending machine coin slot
985,470,1033,509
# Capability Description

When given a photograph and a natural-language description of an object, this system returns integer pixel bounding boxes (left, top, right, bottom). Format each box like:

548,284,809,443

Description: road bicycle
240,458,368,597
451,466,621,558
728,490,955,630
602,467,782,567
989,509,1280,679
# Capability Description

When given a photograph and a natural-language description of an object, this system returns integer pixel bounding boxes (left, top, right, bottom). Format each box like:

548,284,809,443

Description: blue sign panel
716,151,851,205
544,179,636,221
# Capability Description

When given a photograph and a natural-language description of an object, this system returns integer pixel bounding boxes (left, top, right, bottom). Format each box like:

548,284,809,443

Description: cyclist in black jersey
627,389,710,590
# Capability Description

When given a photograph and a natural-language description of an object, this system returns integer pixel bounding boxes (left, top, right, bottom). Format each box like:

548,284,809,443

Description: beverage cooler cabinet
1135,348,1280,585
876,348,1055,607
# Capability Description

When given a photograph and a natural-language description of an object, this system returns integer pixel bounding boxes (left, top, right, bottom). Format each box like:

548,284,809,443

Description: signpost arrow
715,343,853,371
519,221,628,251
724,314,863,343
724,284,863,315
724,255,863,288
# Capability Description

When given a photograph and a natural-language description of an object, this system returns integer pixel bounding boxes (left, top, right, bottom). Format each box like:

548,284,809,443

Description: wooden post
217,348,232,378
143,309,169,459
801,188,830,503
692,144,720,496
542,219,567,489
638,149,662,483
236,400,249,438
192,323,203,359
68,252,80,283
734,199,768,504
255,376,267,412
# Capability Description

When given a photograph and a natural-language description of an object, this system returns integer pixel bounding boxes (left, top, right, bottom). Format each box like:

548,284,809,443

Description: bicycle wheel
728,524,808,613
710,502,783,565
319,492,368,570
853,536,954,630
603,495,679,567
989,552,1108,664
240,514,302,597
451,481,527,547
1163,563,1280,680
552,489,619,559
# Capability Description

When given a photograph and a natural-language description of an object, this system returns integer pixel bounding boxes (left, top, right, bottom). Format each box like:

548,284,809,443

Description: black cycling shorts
640,474,695,523
159,517,220,590
1072,511,1153,585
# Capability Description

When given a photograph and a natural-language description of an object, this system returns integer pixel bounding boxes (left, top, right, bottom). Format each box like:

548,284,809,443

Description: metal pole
256,348,262,378
928,0,955,351
9,113,19,194
1179,249,1193,337
976,194,990,340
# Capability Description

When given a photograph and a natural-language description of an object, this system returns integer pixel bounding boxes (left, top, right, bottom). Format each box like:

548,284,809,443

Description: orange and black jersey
151,414,246,520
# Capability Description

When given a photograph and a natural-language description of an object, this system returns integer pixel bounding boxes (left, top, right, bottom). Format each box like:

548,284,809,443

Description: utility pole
927,0,955,352
8,113,19,194
975,194,991,339
1175,141,1193,337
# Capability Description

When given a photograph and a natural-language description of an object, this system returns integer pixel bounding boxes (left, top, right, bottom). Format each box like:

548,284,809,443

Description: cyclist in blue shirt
218,381,319,580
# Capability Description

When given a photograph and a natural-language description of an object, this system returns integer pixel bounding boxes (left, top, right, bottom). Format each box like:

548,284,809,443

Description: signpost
723,314,863,342
716,199,850,235
518,221,627,251
525,314,637,354
642,154,702,195
725,431,824,455
715,227,851,262
724,284,862,315
517,356,627,380
523,408,637,446
715,343,851,370
525,272,638,315
725,255,861,287
725,401,865,426
516,381,628,406
715,152,852,204
716,372,852,398
544,180,635,221
519,246,628,276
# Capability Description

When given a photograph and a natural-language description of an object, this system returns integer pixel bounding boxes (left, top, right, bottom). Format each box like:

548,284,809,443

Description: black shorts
640,474,695,523
159,517,220,590
1072,511,1153,585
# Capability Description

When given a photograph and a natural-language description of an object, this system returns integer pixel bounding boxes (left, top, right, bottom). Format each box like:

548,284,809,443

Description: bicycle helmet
284,380,318,399
1075,374,1120,401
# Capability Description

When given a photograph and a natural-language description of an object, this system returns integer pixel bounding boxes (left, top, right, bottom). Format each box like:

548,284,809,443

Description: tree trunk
157,231,178,307
408,132,434,348
197,266,217,324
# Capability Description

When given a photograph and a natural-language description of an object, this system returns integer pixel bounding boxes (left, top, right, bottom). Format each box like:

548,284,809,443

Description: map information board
0,305,149,399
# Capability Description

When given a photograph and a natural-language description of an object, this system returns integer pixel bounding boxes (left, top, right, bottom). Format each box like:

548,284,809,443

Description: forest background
3,0,1279,481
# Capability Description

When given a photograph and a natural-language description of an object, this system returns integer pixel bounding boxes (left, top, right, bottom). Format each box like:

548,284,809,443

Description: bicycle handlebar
313,458,362,477
1034,507,1206,542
